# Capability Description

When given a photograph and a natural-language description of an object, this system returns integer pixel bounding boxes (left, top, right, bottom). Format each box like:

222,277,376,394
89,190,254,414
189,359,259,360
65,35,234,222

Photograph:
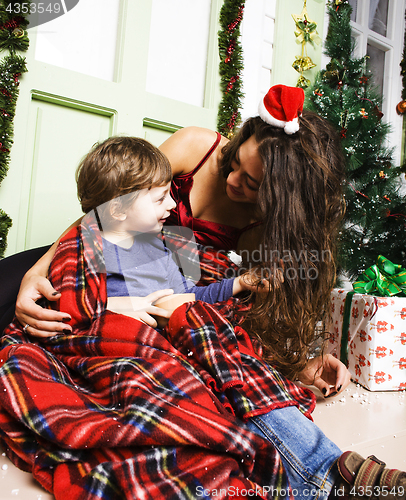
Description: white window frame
349,0,405,164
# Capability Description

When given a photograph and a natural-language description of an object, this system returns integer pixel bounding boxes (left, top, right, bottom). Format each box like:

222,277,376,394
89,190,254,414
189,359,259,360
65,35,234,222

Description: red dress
166,132,261,251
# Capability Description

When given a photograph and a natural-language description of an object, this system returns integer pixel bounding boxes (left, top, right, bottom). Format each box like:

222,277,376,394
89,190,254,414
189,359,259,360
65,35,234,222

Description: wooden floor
1,382,405,499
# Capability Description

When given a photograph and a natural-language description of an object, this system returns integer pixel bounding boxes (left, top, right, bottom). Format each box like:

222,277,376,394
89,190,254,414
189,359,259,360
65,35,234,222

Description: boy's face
122,182,176,234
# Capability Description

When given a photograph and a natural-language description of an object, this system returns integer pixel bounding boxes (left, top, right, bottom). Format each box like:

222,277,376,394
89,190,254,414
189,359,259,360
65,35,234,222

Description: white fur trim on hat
258,84,304,135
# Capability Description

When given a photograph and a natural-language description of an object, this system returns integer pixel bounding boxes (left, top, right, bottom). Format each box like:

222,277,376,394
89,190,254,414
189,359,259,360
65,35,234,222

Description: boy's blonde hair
76,136,172,215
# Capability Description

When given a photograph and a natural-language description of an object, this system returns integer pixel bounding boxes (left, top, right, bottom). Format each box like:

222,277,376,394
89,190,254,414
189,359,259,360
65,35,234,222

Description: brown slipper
336,452,406,499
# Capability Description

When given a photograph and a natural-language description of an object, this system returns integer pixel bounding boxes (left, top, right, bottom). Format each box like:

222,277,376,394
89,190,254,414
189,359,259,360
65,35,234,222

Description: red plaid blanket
0,223,315,499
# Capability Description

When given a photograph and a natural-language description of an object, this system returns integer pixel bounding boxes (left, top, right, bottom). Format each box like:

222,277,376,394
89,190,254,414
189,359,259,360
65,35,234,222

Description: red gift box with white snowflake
328,288,406,391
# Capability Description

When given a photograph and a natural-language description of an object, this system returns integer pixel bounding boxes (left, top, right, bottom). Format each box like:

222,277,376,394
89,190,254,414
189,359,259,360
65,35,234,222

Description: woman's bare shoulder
159,127,223,176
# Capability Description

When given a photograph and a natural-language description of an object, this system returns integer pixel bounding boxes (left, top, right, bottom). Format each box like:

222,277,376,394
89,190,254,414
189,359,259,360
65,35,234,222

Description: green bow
353,255,406,297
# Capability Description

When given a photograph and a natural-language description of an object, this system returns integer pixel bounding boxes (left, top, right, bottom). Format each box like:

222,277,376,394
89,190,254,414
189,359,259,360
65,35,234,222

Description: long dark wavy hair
221,111,346,379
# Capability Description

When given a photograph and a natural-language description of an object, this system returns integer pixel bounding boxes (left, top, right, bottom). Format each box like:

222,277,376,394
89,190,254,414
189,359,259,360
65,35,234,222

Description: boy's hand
233,271,276,295
107,289,174,328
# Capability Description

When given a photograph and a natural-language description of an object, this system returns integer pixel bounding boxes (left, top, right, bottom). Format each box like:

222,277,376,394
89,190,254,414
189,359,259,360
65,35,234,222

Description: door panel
1,0,222,256
24,97,113,249
143,118,181,146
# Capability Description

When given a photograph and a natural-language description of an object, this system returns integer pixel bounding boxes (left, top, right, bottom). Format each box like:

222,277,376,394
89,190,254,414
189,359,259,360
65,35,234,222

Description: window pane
369,0,388,36
35,0,120,82
146,0,211,107
367,43,385,97
348,0,358,22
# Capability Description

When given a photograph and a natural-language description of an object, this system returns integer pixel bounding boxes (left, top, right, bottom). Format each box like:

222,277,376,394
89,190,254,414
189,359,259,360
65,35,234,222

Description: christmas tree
306,0,406,280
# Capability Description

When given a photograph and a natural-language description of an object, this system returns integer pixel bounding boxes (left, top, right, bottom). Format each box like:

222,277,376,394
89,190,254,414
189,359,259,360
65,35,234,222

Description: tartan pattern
0,224,315,499
162,225,240,286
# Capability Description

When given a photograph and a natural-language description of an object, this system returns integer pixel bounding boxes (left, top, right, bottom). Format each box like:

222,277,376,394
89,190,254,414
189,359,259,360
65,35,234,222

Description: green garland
0,1,30,258
217,0,245,137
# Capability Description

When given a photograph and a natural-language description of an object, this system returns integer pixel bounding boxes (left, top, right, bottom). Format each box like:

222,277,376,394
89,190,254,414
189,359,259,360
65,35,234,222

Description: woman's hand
15,273,72,337
297,354,351,398
107,289,174,328
15,228,81,338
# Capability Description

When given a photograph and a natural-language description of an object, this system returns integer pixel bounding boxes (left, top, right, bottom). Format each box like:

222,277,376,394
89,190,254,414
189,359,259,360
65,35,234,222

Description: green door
0,0,222,256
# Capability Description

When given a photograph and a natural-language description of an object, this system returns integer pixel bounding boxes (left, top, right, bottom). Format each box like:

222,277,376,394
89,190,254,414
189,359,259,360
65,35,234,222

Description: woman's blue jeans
246,405,342,500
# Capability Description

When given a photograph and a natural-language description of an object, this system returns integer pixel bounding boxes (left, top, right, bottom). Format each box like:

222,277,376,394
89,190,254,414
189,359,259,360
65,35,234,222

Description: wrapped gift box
328,288,406,391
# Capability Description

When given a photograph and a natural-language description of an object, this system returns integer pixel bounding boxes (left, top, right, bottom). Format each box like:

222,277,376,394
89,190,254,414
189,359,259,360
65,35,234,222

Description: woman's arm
159,126,222,176
15,217,83,337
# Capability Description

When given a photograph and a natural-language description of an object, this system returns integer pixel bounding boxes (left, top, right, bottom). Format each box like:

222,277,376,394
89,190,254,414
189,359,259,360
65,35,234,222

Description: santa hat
258,84,305,134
